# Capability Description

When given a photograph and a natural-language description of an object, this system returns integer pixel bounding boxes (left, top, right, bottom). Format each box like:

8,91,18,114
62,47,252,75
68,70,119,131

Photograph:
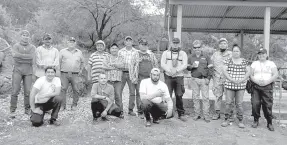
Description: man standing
10,30,36,118
140,68,173,127
187,40,213,123
88,40,110,84
0,51,4,67
90,73,121,121
161,37,188,121
130,38,158,117
34,34,59,79
59,37,84,111
30,67,62,127
211,38,232,120
118,36,138,116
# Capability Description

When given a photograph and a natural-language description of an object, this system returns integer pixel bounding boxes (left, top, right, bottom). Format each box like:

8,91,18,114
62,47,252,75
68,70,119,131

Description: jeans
251,83,274,124
60,72,81,107
10,68,32,112
109,81,122,112
141,99,169,121
91,100,121,118
164,74,185,116
120,72,137,112
30,96,62,127
191,77,210,118
224,89,244,121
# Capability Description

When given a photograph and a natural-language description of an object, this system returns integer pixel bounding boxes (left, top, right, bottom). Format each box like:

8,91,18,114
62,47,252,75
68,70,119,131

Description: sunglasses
193,47,200,49
44,38,51,40
140,43,148,46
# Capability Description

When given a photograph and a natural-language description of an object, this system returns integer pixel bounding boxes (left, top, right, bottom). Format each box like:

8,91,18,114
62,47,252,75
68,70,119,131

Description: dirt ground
1,86,287,145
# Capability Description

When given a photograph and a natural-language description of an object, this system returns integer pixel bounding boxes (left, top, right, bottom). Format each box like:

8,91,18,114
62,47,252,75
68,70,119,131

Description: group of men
5,29,243,128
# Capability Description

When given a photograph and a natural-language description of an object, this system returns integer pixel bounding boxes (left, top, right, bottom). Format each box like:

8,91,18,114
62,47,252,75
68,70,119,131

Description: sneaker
267,124,275,131
128,111,136,116
193,116,201,121
119,112,124,119
146,120,152,127
9,112,16,119
238,121,245,128
178,115,188,122
221,120,229,127
153,119,160,124
24,109,31,115
251,121,259,128
49,119,61,126
212,113,220,120
138,113,144,119
71,105,78,111
228,116,235,122
204,117,211,123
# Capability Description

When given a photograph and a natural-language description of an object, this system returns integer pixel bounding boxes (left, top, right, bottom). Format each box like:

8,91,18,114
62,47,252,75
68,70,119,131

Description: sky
132,0,164,15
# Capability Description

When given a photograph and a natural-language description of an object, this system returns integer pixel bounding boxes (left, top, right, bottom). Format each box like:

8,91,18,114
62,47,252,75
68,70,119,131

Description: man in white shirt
140,68,173,127
30,67,62,127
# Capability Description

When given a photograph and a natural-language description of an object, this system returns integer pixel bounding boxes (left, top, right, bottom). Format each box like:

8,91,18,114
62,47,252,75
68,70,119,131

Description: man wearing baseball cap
129,38,158,118
187,40,213,123
210,38,232,120
117,36,138,116
59,37,85,111
139,68,173,127
161,37,188,121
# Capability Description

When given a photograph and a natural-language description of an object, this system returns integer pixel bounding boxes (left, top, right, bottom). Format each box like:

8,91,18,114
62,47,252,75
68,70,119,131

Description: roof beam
169,28,287,34
169,0,287,7
271,8,287,27
216,6,235,29
170,15,287,20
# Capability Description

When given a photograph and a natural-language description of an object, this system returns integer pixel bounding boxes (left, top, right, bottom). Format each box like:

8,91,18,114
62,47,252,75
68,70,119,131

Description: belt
122,71,129,73
193,76,207,79
61,71,79,74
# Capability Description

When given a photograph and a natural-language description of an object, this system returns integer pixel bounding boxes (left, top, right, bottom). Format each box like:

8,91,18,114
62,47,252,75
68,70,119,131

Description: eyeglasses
44,38,51,40
193,47,200,49
140,43,148,46
68,40,76,43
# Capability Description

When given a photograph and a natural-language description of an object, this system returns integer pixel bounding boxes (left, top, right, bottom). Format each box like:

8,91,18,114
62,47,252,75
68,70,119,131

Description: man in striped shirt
88,40,110,84
118,36,138,116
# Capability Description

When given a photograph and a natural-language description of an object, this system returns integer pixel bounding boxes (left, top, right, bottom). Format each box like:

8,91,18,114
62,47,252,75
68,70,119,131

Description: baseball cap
125,36,133,41
68,37,76,42
43,34,52,40
257,48,267,54
193,40,201,48
172,38,180,44
139,38,148,45
20,30,30,36
219,38,228,43
151,68,160,74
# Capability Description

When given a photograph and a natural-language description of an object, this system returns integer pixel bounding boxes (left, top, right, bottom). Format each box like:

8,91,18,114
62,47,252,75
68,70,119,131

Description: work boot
10,111,16,119
238,120,245,128
153,118,160,124
128,111,136,116
193,116,201,121
204,117,211,123
49,119,61,126
221,120,229,127
252,118,259,128
267,124,275,131
178,115,188,122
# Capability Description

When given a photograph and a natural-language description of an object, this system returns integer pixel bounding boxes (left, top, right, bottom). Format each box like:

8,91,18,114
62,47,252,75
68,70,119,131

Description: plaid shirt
118,47,138,71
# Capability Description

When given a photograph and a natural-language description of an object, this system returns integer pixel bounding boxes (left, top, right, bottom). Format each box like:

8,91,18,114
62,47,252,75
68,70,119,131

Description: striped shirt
34,45,59,77
88,51,110,83
106,55,123,82
118,47,138,71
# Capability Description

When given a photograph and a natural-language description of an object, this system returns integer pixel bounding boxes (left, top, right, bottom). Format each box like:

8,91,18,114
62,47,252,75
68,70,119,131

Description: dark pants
120,72,137,112
109,81,122,112
30,96,62,127
141,99,169,121
164,74,185,116
251,83,274,124
10,68,32,112
60,72,80,107
135,75,149,114
91,100,121,118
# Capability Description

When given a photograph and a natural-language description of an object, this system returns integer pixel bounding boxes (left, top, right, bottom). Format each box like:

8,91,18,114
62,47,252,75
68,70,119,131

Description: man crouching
30,66,62,127
140,68,173,127
91,73,121,122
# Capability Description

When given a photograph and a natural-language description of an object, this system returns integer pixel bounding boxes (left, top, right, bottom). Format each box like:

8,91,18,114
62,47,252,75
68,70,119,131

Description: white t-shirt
251,60,277,82
139,78,170,104
33,76,61,103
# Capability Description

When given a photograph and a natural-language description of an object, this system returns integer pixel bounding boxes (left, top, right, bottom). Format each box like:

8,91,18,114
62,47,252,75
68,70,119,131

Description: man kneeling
30,67,62,127
91,73,121,122
140,68,173,127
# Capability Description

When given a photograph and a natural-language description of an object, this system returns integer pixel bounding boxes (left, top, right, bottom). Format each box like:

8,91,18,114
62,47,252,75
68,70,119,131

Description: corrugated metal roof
165,0,287,34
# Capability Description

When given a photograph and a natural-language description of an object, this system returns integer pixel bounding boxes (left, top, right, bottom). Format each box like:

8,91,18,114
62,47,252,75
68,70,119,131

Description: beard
171,47,180,52
151,77,159,83
220,48,226,52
